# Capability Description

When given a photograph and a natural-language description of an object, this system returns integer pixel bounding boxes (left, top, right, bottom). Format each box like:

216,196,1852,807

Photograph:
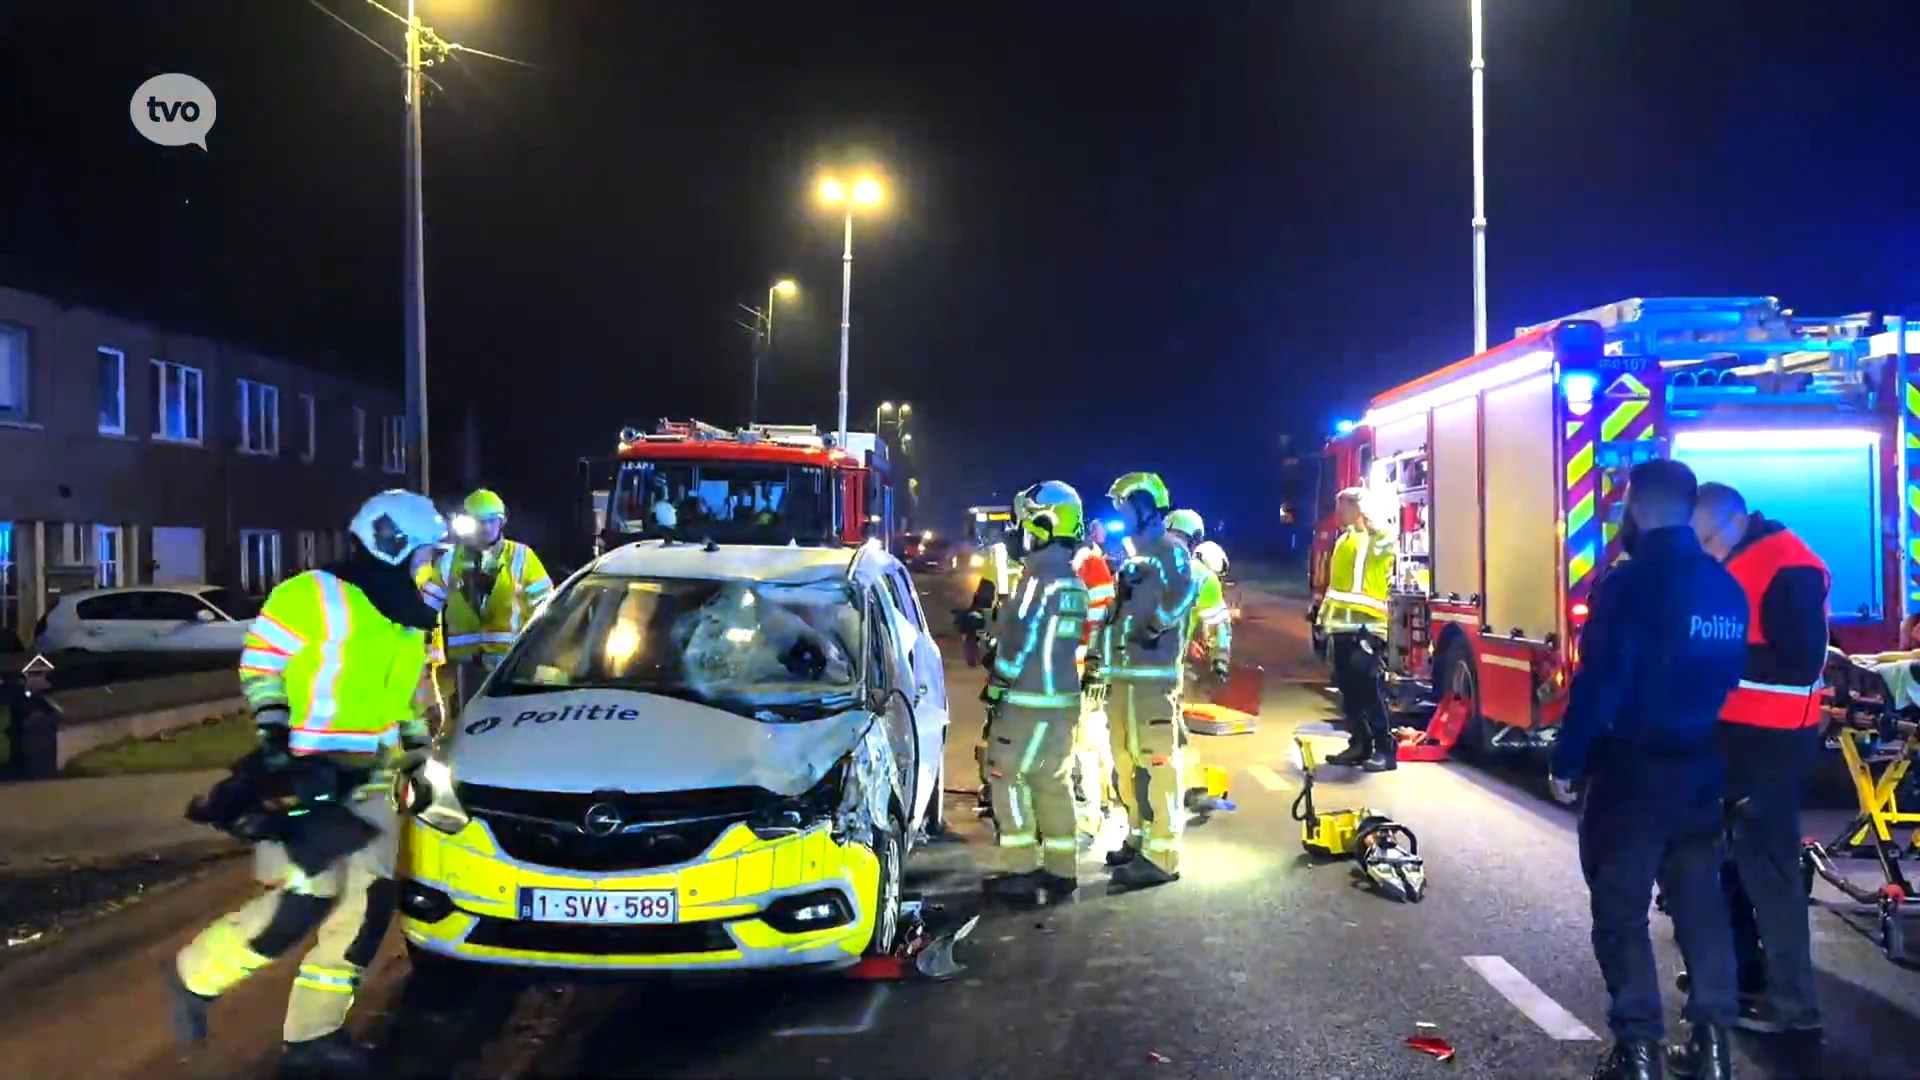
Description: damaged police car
395,539,950,973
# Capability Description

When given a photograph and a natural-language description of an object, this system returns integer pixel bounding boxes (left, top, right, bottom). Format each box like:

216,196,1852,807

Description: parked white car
33,585,259,656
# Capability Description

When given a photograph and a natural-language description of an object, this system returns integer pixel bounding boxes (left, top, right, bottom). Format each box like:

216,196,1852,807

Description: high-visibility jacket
1072,544,1116,676
1316,522,1394,632
1721,525,1830,730
1105,528,1200,682
1189,563,1233,665
990,544,1090,710
239,570,430,758
421,540,554,662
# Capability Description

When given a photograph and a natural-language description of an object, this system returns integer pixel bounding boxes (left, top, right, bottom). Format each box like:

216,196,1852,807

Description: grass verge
61,712,254,778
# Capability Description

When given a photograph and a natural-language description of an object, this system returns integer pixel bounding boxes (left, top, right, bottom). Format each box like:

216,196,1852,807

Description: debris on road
845,903,980,981
1146,1049,1172,1063
1406,1035,1457,1062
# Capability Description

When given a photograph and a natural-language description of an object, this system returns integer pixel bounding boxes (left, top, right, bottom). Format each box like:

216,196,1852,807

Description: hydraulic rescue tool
1290,736,1427,902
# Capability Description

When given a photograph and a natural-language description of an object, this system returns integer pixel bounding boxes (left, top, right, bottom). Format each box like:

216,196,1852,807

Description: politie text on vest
1689,614,1746,641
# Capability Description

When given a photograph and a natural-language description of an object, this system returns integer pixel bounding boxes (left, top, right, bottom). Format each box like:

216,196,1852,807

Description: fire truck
593,419,896,554
1309,297,1918,760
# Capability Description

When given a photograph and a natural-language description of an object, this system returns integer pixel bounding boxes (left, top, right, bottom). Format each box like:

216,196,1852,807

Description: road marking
1246,764,1289,792
1463,956,1599,1041
771,984,892,1037
1292,721,1344,736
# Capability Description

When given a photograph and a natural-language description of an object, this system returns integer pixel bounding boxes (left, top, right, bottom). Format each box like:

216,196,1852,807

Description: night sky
3,0,1916,554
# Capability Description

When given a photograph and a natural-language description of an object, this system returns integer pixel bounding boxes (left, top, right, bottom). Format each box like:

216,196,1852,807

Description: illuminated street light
816,171,889,446
746,278,798,426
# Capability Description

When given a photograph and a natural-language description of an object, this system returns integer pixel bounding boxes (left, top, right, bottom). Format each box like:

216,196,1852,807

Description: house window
151,359,204,443
236,379,280,455
299,393,317,462
382,415,407,474
0,523,16,641
239,530,283,594
97,347,126,435
352,406,367,468
297,529,318,570
96,525,123,588
0,325,29,423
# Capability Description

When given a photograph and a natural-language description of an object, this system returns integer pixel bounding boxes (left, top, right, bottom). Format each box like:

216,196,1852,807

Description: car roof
590,540,901,586
63,583,218,602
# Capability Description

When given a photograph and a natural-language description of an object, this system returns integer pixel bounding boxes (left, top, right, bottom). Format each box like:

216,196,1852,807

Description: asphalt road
2,583,1915,1079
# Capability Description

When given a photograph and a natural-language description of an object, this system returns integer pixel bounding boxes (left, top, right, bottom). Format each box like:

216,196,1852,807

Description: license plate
518,888,678,924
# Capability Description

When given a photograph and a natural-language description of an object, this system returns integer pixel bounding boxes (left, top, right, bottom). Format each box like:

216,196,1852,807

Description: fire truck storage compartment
1372,415,1427,462
1429,397,1483,602
1481,372,1561,641
1669,428,1883,622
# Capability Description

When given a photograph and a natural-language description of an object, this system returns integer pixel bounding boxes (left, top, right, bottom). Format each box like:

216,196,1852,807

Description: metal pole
751,285,777,428
403,0,431,493
836,210,853,447
1469,0,1488,355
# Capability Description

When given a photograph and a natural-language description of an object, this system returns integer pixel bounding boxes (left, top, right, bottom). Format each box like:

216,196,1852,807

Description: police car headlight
397,755,470,835
750,754,852,841
969,553,985,569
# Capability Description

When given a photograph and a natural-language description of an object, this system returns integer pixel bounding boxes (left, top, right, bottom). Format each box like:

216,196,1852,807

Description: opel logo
582,802,624,837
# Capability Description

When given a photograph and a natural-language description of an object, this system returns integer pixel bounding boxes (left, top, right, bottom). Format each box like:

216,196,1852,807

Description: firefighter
1070,510,1118,841
1665,481,1826,1066
167,490,447,1077
1166,510,1232,679
1316,488,1398,770
420,489,555,714
982,481,1092,905
1548,460,1747,1080
1102,472,1200,888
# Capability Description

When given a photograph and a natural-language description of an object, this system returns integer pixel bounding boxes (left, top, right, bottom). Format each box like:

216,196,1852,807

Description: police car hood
446,688,868,796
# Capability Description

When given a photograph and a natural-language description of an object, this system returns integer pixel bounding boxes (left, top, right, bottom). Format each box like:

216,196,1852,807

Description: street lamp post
403,0,430,492
1470,0,1489,355
816,173,885,447
751,278,796,427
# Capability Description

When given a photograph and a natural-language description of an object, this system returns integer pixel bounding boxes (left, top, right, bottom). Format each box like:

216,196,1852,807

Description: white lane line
1245,764,1290,792
1292,721,1345,736
771,983,892,1037
1463,955,1600,1041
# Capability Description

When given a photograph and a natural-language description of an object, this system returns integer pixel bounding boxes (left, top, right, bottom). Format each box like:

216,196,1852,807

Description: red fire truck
594,419,896,553
1308,297,1918,761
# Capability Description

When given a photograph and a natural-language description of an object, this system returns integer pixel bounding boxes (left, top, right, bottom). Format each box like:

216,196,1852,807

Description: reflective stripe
507,545,530,634
1323,589,1387,613
1006,690,1079,709
246,613,304,655
287,728,388,755
239,646,292,676
1200,605,1232,626
306,573,353,733
1108,665,1181,681
1086,584,1115,602
293,964,360,995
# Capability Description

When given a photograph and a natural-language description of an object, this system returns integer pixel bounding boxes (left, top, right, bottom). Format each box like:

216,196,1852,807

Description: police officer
169,490,447,1077
1669,482,1827,1054
1549,460,1747,1080
982,481,1091,905
1102,472,1200,888
1317,488,1398,770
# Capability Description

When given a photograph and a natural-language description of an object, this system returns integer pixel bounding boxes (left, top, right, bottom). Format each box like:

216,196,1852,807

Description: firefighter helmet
1015,481,1086,546
1164,509,1205,542
350,490,449,568
464,488,507,521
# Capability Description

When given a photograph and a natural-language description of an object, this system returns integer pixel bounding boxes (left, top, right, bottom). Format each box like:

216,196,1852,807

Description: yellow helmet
464,488,507,520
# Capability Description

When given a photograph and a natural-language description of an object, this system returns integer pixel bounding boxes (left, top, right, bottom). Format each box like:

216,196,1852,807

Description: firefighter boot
1663,1025,1731,1080
985,870,1076,907
1362,740,1398,773
164,960,213,1044
1108,856,1179,890
1590,1040,1665,1080
281,1031,377,1078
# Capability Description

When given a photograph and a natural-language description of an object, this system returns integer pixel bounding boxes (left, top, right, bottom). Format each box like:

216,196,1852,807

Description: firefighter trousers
1107,678,1186,874
175,792,399,1045
985,702,1080,880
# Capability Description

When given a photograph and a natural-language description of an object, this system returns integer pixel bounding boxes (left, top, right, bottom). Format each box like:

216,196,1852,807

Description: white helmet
350,490,449,567
1194,540,1228,576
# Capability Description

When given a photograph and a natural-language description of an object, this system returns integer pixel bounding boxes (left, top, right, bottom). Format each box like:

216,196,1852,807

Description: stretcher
1799,649,1920,961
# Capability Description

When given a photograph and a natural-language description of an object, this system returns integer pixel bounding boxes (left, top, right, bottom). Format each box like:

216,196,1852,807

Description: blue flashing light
1562,372,1599,405
1105,519,1127,536
1334,419,1357,435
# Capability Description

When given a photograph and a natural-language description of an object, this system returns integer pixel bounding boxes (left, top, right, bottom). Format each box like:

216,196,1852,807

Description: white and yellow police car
395,539,950,973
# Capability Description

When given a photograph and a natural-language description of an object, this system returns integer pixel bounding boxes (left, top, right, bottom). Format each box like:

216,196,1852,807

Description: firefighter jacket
1549,526,1750,782
989,543,1090,710
421,540,554,661
1072,544,1116,676
1317,520,1394,633
239,569,431,759
1189,563,1233,666
1105,525,1200,683
1719,516,1829,732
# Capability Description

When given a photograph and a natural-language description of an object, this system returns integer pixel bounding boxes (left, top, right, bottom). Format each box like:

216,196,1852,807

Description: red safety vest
1720,529,1829,730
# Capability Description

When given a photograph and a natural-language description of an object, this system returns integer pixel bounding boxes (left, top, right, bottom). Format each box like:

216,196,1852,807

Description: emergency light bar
1671,428,1881,452
1361,349,1555,429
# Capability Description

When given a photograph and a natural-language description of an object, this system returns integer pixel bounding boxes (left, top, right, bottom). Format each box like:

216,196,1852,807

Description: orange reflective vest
1720,529,1829,730
1072,545,1116,677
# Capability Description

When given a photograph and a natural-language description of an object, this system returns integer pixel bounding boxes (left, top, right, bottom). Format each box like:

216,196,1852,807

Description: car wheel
863,819,906,958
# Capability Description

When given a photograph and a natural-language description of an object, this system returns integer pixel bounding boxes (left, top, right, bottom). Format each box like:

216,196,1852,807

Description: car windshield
609,460,834,545
493,573,862,719
201,587,260,620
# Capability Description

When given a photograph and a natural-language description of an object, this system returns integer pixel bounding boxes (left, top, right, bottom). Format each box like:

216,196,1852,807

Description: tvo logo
1688,614,1746,642
130,73,217,150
